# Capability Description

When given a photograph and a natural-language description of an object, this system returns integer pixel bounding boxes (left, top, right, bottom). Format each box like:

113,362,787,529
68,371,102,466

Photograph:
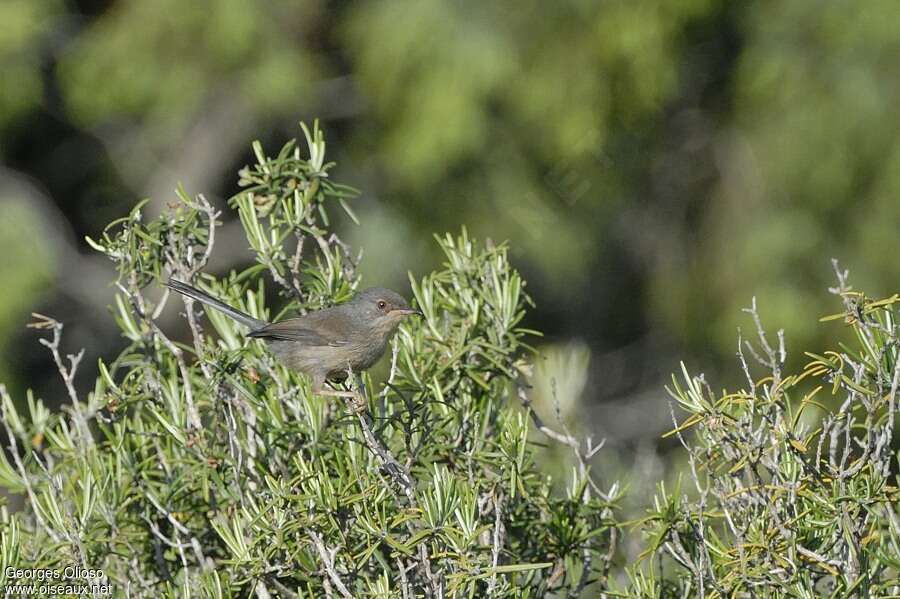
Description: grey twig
348,372,416,503
117,281,203,431
515,379,612,597
144,477,209,571
28,314,93,445
344,370,445,597
486,492,505,597
307,530,353,599
0,385,62,543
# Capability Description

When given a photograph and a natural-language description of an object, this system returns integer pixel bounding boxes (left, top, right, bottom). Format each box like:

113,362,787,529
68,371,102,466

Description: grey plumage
165,280,420,392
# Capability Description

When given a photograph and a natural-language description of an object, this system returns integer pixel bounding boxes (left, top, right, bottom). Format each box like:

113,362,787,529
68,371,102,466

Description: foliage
629,282,900,597
0,125,618,597
1,125,899,598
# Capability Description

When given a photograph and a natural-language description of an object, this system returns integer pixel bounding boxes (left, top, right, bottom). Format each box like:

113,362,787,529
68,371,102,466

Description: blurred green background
2,0,899,464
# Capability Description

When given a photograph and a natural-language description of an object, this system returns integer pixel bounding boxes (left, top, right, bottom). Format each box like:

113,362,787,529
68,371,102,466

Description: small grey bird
165,280,421,397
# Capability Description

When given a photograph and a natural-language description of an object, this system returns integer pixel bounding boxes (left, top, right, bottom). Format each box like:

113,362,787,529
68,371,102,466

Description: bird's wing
246,309,352,347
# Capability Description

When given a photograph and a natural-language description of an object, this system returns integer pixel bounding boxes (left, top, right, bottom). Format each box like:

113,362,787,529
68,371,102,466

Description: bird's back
249,305,356,345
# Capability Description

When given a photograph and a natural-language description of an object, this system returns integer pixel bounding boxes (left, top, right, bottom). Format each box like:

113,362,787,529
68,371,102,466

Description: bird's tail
165,280,265,331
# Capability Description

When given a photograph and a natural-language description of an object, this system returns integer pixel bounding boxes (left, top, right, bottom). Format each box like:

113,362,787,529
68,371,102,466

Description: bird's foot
317,388,368,414
347,394,368,414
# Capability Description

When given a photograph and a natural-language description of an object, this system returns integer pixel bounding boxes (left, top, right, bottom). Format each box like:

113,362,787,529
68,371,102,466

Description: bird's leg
323,389,367,413
314,376,367,414
316,388,359,399
344,366,369,414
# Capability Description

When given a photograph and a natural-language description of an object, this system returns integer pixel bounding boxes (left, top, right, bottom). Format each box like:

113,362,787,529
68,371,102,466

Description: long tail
165,280,265,330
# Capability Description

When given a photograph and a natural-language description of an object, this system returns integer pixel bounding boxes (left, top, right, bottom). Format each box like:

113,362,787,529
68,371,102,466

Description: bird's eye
377,300,387,310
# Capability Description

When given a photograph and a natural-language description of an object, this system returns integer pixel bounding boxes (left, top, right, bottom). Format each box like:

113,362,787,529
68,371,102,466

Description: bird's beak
394,308,424,317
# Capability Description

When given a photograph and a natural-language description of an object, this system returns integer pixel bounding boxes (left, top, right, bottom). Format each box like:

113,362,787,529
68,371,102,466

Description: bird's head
350,287,422,336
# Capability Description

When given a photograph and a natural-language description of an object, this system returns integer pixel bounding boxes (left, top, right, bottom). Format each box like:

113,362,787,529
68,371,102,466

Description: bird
165,280,421,401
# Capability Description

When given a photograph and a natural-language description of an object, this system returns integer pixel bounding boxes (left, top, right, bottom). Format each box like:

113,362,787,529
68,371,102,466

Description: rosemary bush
0,124,617,598
630,281,900,597
1,123,898,598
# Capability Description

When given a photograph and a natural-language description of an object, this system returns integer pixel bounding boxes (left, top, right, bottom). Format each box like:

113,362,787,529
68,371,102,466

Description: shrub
630,281,900,597
0,123,618,598
1,123,898,598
